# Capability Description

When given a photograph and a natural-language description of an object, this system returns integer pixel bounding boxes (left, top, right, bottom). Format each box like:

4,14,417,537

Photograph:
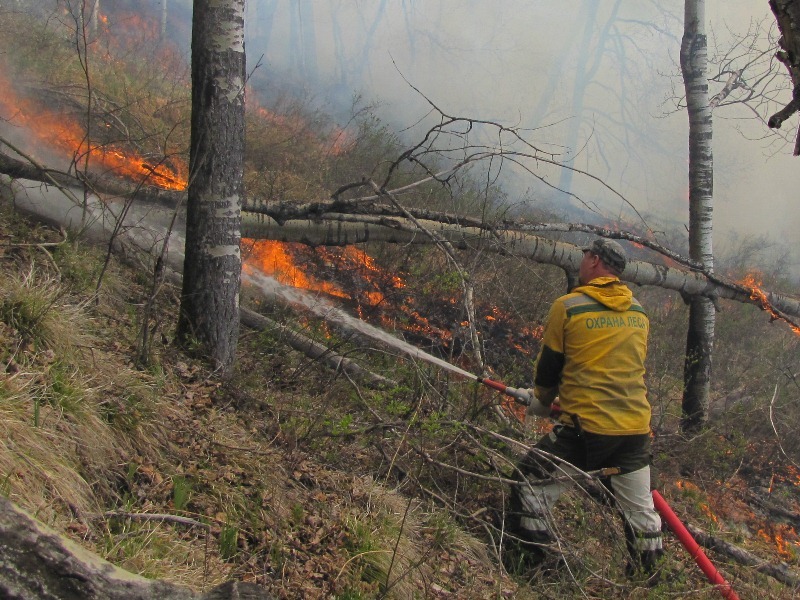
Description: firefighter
508,238,663,577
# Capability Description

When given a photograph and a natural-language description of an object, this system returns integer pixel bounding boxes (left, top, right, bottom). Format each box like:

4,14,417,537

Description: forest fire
1,27,539,375
0,68,187,191
740,272,800,335
241,239,454,344
240,238,546,380
248,95,356,157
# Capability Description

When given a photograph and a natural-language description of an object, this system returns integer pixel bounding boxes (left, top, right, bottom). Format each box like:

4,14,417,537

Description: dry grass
0,209,516,597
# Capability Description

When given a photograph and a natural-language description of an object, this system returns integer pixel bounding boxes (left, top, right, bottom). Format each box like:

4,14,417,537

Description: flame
241,240,456,343
740,272,800,335
758,524,799,560
242,239,349,298
0,67,187,190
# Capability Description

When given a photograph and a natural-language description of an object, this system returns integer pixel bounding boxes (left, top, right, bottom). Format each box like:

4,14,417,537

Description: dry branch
686,522,800,587
367,178,486,372
239,307,396,389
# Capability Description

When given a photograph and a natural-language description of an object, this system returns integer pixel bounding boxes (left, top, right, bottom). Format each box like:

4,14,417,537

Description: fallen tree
1,150,797,325
0,497,272,600
240,213,800,325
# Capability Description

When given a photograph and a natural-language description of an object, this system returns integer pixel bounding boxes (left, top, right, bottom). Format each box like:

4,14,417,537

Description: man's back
535,276,651,435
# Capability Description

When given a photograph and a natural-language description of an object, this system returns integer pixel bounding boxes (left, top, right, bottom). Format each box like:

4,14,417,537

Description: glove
526,391,552,418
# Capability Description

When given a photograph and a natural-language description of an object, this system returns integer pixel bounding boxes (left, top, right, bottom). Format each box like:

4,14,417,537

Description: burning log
0,147,184,207
685,522,800,587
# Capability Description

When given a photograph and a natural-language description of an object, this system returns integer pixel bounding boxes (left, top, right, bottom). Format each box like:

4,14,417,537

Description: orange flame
0,67,187,190
242,240,349,298
758,524,799,560
740,272,800,335
241,240,456,342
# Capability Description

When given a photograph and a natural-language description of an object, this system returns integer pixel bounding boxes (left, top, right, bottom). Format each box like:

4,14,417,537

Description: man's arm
534,345,563,405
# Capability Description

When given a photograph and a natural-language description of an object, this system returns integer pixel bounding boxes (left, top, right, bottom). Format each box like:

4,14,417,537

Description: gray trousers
509,425,663,557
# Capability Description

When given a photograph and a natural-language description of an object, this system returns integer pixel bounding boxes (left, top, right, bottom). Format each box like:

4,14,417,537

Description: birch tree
176,0,246,375
680,0,714,433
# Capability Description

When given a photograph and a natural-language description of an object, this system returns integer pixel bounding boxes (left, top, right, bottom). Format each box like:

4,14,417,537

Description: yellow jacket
533,276,651,435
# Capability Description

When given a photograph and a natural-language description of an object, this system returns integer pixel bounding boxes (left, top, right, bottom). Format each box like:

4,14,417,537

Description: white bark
177,0,246,374
681,0,715,432
240,215,800,320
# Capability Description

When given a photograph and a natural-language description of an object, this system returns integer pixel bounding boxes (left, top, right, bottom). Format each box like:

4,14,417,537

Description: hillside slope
2,181,800,600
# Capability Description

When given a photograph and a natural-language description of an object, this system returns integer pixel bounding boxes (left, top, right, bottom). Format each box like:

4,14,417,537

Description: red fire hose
475,377,739,600
480,378,738,597
477,377,531,404
652,490,739,599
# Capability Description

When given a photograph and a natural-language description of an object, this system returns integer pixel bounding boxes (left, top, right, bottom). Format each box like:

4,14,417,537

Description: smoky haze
1,1,796,276
244,0,799,274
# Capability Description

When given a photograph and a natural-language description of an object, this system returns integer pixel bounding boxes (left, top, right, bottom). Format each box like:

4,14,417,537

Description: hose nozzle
477,377,531,405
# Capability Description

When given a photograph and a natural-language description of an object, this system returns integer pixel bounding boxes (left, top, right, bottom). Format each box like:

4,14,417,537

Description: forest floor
2,195,800,599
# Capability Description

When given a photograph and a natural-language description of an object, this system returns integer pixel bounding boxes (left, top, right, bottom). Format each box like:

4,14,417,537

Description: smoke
243,1,799,276
3,1,797,277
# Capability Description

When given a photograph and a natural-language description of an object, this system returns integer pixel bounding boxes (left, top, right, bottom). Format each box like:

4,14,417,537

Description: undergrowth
1,199,799,598
0,4,798,598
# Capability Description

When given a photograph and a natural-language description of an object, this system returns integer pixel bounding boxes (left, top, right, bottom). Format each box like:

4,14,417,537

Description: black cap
582,238,627,274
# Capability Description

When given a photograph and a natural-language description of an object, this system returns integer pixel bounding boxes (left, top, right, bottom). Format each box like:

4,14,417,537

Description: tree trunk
0,497,271,599
176,0,246,375
768,0,800,152
91,0,99,33
556,0,606,199
161,0,168,39
680,0,715,433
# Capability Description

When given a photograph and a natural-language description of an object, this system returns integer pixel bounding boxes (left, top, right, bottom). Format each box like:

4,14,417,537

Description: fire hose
480,376,740,598
652,490,739,599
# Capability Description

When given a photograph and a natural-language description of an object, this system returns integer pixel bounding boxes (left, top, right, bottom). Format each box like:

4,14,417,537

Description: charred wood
685,522,800,587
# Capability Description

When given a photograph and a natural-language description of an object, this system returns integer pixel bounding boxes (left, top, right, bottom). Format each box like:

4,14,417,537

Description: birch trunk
176,0,246,375
680,0,715,433
239,215,800,319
